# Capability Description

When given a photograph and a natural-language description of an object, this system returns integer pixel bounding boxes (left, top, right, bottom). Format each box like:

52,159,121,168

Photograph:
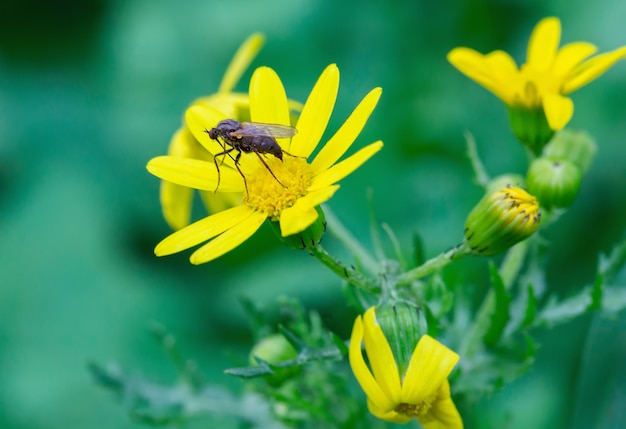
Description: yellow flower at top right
448,17,626,151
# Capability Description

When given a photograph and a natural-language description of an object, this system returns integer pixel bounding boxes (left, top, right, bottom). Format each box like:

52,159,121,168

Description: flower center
516,66,562,107
395,394,437,418
244,155,312,219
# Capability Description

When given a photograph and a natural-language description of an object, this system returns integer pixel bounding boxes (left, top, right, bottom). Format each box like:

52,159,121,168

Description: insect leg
212,147,235,193
254,152,286,187
232,150,249,196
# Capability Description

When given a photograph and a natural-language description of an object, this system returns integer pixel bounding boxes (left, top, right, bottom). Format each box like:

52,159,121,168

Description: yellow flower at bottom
349,308,462,428
147,64,383,264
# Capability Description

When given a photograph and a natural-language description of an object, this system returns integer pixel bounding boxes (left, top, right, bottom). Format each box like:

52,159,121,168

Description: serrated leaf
521,284,538,328
413,232,426,266
278,325,306,353
587,274,604,311
89,362,285,427
598,237,626,283
331,333,349,355
603,285,626,314
535,290,591,328
225,359,274,378
483,262,511,347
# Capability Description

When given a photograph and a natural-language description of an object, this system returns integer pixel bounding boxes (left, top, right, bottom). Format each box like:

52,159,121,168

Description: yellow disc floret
244,155,312,219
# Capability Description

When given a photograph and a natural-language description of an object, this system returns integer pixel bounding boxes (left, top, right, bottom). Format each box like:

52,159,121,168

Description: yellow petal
249,66,291,126
367,399,412,424
289,64,340,157
527,17,561,72
155,205,256,256
543,93,574,130
279,185,339,236
310,87,382,175
218,33,265,93
309,141,383,191
400,335,459,404
147,156,245,192
160,127,204,230
563,46,626,93
417,380,464,429
552,42,597,79
348,315,396,413
448,48,516,103
362,308,403,405
189,209,267,264
160,180,193,231
184,105,232,161
484,50,521,103
200,191,242,214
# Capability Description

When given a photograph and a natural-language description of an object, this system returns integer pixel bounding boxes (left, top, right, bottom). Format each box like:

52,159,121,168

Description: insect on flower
206,119,298,193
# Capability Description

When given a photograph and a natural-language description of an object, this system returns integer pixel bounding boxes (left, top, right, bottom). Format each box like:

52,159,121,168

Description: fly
206,119,298,194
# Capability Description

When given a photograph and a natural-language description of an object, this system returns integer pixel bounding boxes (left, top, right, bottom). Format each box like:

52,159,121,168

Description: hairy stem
309,244,379,293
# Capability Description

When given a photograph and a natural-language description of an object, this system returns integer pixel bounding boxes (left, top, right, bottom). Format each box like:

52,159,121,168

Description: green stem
459,239,530,358
465,131,490,188
309,244,379,293
396,242,471,286
322,205,378,275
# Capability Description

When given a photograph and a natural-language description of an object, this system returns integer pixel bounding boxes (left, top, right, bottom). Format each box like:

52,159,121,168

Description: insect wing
234,122,298,139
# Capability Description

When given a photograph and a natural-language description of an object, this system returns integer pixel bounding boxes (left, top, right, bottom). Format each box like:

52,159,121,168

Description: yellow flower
448,17,626,144
147,64,383,264
161,33,265,231
349,307,463,428
160,33,304,230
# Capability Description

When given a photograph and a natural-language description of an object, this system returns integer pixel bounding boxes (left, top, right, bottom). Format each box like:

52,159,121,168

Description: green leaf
587,274,604,311
225,333,345,380
413,232,426,266
88,362,284,427
483,262,512,347
535,289,591,328
521,284,538,328
598,237,626,284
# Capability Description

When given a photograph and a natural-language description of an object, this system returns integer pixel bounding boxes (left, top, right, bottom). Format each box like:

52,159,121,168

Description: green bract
526,158,582,209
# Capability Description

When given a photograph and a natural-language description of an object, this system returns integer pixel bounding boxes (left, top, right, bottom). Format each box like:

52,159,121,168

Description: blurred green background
1,0,625,427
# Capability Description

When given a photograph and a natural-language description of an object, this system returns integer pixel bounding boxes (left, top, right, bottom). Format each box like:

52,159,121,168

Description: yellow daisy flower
448,17,626,151
161,33,303,230
161,33,265,231
147,64,383,264
349,307,463,428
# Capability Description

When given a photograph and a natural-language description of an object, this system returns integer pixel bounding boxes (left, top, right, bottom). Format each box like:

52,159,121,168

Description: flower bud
249,334,298,386
526,158,582,209
464,186,540,256
542,129,597,174
376,303,428,377
507,105,555,155
270,206,326,249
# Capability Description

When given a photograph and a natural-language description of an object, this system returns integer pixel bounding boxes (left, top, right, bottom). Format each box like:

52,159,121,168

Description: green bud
465,186,541,256
507,105,554,155
249,334,298,386
376,303,427,378
526,158,582,209
542,129,597,174
270,206,326,249
486,174,526,195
